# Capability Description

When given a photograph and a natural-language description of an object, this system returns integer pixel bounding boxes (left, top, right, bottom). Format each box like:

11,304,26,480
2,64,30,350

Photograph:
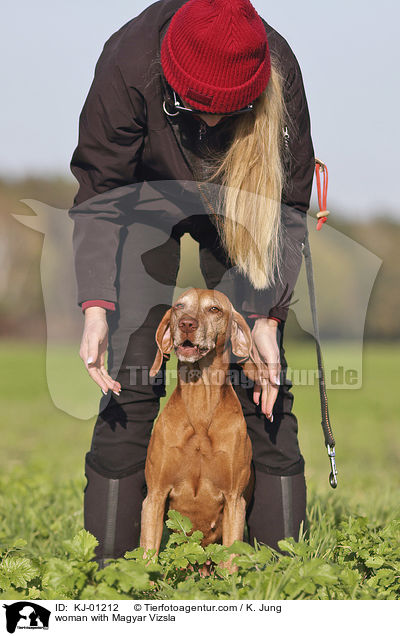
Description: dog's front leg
219,495,247,572
222,495,247,546
140,490,168,556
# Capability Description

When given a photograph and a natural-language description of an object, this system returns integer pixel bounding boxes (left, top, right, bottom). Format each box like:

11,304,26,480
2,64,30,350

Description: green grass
0,338,399,599
2,338,399,491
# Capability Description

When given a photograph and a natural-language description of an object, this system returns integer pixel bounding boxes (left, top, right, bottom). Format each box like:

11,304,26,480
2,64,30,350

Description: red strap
248,314,281,324
81,300,116,313
315,159,329,231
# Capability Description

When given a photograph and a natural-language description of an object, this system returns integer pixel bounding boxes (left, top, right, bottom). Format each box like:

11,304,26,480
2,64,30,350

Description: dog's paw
218,554,238,574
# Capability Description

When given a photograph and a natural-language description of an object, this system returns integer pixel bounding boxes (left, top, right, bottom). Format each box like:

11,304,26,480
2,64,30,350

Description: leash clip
327,443,338,489
314,158,330,231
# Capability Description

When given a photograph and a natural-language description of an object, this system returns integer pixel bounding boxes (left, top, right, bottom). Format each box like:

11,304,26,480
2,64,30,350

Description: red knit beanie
161,0,271,113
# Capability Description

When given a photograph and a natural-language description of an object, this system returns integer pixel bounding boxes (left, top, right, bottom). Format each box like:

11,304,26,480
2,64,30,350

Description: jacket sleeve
69,40,146,307
241,52,315,322
81,300,116,313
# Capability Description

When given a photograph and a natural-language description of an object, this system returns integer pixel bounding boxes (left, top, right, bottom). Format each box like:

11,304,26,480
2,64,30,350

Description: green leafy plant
2,501,399,601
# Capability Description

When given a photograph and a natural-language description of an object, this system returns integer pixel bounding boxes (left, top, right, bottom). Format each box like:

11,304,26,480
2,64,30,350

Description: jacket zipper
282,126,290,150
199,121,207,140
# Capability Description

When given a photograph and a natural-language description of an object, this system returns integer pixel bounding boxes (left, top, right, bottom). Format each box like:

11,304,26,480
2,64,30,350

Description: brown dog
140,288,257,554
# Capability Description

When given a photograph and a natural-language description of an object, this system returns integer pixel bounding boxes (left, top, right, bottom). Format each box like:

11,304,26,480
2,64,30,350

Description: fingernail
102,389,108,395
113,391,120,396
274,376,280,385
87,357,93,364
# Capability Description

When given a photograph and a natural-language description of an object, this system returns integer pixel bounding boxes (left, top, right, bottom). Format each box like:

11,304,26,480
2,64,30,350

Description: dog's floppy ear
230,309,263,382
149,308,173,377
230,309,253,363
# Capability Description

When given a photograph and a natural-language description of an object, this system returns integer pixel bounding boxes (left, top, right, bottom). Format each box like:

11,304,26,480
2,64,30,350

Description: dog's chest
181,429,213,459
170,426,216,460
167,426,237,491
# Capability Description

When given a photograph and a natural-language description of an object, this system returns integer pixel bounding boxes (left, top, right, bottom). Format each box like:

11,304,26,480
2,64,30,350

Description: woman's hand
250,318,281,420
79,307,121,396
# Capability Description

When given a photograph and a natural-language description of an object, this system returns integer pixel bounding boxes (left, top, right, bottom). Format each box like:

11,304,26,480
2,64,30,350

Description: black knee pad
84,460,147,558
247,470,307,550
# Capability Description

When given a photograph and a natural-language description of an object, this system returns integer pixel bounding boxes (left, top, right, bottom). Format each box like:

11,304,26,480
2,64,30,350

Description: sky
1,0,399,219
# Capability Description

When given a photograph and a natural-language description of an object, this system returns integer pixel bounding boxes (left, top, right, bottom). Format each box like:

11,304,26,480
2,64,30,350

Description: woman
69,0,315,566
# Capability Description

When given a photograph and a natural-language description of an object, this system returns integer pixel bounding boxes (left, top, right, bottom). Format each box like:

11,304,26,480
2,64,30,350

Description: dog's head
149,288,254,376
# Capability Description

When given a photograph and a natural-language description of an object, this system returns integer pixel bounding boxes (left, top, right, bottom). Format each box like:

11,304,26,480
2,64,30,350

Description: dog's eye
209,306,221,313
174,303,184,309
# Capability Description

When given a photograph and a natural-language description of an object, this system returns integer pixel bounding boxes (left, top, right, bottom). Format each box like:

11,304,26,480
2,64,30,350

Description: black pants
84,215,306,555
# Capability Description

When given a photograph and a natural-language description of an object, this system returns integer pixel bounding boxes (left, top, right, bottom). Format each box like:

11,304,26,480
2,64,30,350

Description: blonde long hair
204,62,288,290
149,55,288,289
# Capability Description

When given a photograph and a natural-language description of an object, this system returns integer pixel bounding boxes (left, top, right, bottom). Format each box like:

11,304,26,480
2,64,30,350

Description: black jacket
69,0,315,321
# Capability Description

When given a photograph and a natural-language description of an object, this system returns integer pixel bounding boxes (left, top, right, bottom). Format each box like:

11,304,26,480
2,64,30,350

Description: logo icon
3,602,51,633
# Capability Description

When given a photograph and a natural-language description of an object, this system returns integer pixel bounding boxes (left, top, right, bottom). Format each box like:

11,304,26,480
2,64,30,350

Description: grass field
0,338,399,599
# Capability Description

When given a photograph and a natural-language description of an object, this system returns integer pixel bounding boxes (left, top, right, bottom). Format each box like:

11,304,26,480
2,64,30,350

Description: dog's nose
178,316,198,333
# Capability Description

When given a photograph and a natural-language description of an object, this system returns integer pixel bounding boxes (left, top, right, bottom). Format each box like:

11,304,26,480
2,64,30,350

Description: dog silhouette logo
2,602,50,633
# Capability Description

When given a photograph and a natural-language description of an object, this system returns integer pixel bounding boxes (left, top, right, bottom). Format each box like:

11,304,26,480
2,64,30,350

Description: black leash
302,231,338,488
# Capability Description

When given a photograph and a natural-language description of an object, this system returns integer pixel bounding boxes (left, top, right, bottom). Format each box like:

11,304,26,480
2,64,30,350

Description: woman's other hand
79,306,121,396
251,318,281,420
